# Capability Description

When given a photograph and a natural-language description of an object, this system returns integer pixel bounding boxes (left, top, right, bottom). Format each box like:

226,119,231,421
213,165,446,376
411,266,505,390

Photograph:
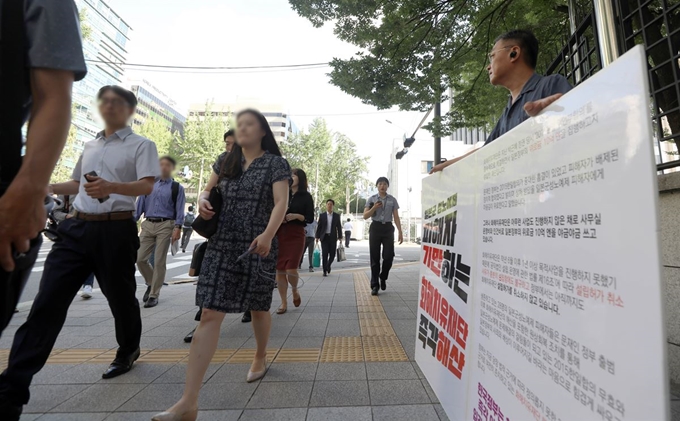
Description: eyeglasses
98,98,128,107
488,45,516,63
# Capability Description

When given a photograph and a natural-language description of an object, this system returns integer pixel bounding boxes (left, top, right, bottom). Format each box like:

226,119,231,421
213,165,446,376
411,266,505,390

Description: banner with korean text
416,45,668,421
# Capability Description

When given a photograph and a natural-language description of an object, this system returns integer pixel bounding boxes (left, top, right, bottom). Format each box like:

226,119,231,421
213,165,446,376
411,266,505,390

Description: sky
106,0,436,181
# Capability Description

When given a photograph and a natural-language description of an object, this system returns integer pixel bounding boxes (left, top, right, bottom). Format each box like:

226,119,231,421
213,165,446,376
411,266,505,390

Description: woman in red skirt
276,168,315,313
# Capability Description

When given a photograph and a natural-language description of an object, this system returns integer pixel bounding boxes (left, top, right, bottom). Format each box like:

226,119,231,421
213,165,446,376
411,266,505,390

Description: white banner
416,45,668,421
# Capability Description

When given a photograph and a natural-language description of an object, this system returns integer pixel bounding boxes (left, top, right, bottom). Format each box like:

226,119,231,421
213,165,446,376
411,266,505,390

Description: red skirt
276,223,306,270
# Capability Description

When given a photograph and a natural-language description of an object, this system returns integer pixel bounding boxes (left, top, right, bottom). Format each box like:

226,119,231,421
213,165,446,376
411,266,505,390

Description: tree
288,0,590,135
281,118,368,213
50,120,80,184
176,103,232,195
135,116,175,157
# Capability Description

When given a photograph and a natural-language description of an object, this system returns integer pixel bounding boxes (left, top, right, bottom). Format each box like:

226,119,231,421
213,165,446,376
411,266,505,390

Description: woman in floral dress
153,109,290,421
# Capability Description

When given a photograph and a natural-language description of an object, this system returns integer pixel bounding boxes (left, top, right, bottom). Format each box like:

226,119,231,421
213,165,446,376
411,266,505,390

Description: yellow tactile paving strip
0,269,411,366
317,272,408,362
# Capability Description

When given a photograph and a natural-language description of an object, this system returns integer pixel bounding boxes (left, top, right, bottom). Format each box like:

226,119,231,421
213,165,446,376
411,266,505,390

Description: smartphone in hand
84,171,110,203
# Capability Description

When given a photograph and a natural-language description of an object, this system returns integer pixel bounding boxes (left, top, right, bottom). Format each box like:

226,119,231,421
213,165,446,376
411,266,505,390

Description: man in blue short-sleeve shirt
431,29,573,173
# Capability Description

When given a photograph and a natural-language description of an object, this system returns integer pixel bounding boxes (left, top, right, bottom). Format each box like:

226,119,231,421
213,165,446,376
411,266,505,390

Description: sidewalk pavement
1,263,451,421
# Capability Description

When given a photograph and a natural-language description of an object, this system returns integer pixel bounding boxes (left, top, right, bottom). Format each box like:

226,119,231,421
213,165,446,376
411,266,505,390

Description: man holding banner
430,29,572,174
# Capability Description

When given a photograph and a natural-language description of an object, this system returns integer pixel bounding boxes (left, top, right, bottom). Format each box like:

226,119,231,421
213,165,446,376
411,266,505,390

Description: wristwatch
175,224,181,229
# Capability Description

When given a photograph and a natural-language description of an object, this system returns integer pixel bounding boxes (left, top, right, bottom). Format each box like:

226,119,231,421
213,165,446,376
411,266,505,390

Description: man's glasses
488,45,516,63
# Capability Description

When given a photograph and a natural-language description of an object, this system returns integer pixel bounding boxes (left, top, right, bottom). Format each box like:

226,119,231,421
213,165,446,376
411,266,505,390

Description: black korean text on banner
420,192,472,379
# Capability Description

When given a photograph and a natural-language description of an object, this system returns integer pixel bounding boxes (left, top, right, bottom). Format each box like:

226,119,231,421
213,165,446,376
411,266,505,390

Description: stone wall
659,172,680,385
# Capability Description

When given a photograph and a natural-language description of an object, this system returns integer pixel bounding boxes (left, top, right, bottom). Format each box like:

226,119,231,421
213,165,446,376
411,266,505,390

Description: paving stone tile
37,413,108,421
199,382,258,409
239,408,308,420
325,320,360,336
118,383,184,411
422,379,440,403
368,380,430,405
19,414,42,421
315,363,366,381
23,384,89,414
309,380,369,407
366,362,418,380
246,381,313,408
328,313,359,320
306,406,372,421
51,384,146,413
103,363,174,384
105,411,242,421
31,365,78,385
154,363,221,383
205,364,252,384
281,336,324,349
372,404,440,420
289,323,328,337
242,336,285,348
434,404,451,421
262,363,318,382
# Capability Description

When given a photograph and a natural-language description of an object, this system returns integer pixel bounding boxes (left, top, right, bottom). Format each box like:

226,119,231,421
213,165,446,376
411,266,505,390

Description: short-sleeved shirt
0,0,88,125
485,73,572,145
366,193,399,223
71,127,160,214
304,220,317,237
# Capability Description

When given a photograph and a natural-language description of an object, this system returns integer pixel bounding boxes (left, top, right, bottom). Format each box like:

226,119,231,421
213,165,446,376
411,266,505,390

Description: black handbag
191,185,222,238
188,241,208,277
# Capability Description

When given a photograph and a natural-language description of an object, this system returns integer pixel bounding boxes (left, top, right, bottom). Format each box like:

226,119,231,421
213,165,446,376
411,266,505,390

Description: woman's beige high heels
151,408,198,421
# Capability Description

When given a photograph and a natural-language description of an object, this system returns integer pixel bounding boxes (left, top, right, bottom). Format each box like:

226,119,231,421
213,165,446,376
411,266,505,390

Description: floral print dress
196,151,291,313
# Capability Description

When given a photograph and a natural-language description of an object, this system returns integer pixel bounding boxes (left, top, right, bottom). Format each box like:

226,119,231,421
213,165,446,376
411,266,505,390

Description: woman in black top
275,168,314,313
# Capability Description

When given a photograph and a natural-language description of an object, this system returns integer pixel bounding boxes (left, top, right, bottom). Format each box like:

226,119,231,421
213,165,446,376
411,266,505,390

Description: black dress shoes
184,327,196,343
102,348,140,379
380,278,387,291
142,285,151,302
0,394,22,421
371,287,379,296
241,311,252,323
144,297,158,308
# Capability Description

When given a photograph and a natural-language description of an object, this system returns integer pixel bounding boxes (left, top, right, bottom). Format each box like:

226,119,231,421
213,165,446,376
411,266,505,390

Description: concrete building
72,0,132,145
188,100,295,143
387,138,476,240
127,78,187,137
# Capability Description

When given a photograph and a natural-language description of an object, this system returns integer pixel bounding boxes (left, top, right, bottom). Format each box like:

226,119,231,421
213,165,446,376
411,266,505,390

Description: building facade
72,0,132,145
128,79,186,137
188,100,295,143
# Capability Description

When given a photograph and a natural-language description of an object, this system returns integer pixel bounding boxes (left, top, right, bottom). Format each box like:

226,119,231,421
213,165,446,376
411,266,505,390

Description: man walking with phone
135,156,186,308
364,177,403,295
0,86,159,419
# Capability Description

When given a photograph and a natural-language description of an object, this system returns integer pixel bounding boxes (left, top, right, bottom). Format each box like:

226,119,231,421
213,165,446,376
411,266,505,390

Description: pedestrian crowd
0,1,571,419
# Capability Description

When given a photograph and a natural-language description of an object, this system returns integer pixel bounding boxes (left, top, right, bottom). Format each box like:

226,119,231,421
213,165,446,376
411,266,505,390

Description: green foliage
79,9,92,41
51,120,80,184
135,117,176,157
289,0,588,135
177,103,232,193
280,118,368,213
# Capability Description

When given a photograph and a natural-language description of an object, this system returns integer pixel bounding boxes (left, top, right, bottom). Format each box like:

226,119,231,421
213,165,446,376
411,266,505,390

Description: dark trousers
369,222,395,288
0,237,42,338
0,217,141,405
345,231,351,247
300,237,315,268
83,273,95,287
181,227,193,251
320,236,337,274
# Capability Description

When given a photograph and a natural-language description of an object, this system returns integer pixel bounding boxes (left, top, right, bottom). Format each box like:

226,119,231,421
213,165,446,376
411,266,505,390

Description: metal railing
613,0,680,171
547,0,680,172
546,12,602,91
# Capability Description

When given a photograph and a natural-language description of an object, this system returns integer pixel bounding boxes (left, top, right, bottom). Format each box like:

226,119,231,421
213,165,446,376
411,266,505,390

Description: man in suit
315,199,343,277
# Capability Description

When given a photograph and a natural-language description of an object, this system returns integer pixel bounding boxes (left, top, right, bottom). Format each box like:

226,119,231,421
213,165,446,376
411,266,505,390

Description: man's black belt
371,220,393,225
147,217,173,223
